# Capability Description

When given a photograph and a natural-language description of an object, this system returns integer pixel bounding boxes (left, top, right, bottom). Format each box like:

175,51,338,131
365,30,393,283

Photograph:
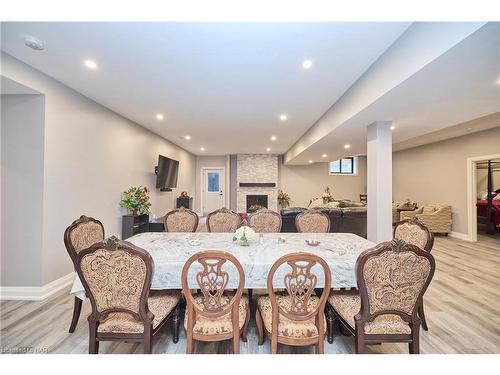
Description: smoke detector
24,35,45,51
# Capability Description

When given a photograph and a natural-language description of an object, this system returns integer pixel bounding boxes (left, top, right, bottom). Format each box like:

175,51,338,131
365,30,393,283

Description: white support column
367,121,393,243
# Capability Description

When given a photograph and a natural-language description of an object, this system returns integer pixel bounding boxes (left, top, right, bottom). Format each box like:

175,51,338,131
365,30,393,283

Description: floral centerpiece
232,226,256,246
277,190,291,209
120,186,151,215
321,186,334,205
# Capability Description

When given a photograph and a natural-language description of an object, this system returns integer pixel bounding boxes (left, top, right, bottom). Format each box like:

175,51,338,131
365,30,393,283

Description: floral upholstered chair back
164,207,199,232
248,208,282,233
76,236,152,323
206,208,242,233
356,240,435,326
64,215,105,264
394,219,434,252
295,210,330,233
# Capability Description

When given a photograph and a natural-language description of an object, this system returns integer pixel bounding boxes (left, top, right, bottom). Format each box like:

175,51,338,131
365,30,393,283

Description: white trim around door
466,153,500,242
200,167,226,216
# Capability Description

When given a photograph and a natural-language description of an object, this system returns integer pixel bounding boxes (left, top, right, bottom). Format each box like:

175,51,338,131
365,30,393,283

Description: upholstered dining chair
64,215,105,333
248,208,282,233
75,236,181,354
394,219,434,331
326,239,435,354
206,208,242,232
181,250,250,354
256,252,332,354
295,209,330,233
164,207,199,232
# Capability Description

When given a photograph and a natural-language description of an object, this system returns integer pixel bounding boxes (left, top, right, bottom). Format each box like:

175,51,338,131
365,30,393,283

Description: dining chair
248,208,282,233
76,236,181,354
326,239,435,354
394,219,434,330
64,215,105,333
206,208,242,232
164,206,199,232
295,209,330,233
181,250,250,354
256,252,332,354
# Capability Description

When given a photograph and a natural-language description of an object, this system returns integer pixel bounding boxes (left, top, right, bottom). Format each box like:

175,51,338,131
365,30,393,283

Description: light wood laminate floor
1,234,499,354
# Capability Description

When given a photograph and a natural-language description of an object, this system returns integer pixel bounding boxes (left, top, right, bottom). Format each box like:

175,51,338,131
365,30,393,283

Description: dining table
70,231,376,300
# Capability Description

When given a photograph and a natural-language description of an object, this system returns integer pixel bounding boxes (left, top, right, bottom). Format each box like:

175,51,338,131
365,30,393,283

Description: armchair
401,204,452,234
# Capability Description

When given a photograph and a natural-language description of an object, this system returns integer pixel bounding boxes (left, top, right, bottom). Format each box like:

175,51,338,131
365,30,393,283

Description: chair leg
241,305,250,343
69,297,83,333
271,335,278,354
326,305,334,344
409,326,420,354
144,336,153,354
172,304,180,343
419,303,428,331
255,308,265,345
88,322,98,354
354,334,364,354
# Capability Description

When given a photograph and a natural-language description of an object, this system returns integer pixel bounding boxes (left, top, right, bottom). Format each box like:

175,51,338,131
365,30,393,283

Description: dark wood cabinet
176,197,193,209
122,214,166,239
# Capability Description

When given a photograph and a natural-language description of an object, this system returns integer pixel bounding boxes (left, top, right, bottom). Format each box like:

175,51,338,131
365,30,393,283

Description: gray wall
1,53,196,287
1,95,45,286
393,127,500,235
279,156,367,207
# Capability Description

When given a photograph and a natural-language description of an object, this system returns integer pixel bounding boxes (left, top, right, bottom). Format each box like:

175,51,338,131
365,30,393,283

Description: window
329,157,356,175
207,172,220,192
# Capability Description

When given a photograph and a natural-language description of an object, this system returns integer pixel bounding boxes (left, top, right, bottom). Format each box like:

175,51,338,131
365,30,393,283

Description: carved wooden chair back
164,207,199,232
75,236,154,328
182,251,245,320
64,215,105,265
267,252,331,323
295,210,330,233
206,208,242,232
355,240,435,328
248,208,282,233
393,219,434,252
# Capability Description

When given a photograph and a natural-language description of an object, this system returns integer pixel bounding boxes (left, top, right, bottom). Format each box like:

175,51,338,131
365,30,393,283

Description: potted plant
120,186,151,215
278,190,291,210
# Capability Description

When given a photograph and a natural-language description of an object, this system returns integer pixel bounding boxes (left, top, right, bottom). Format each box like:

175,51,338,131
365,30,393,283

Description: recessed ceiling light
344,144,351,149
390,125,396,131
271,136,277,141
322,154,327,158
156,113,164,120
184,135,191,140
84,59,97,70
24,35,44,50
302,59,313,70
309,160,313,164
266,147,271,152
200,147,205,151
279,114,287,121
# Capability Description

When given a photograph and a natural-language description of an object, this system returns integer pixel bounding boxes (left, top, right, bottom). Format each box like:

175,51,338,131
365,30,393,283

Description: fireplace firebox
246,195,268,213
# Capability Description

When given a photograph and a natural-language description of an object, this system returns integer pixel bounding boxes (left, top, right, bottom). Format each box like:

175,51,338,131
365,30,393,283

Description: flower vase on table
232,226,256,246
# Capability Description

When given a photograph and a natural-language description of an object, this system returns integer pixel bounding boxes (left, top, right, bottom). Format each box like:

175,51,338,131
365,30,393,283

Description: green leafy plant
120,186,151,215
278,190,291,208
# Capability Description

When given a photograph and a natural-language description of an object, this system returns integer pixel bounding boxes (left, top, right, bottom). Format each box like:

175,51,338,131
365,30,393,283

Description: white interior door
203,168,225,215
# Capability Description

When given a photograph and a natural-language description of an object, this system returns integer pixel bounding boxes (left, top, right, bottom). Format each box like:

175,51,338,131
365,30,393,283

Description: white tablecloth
70,232,375,300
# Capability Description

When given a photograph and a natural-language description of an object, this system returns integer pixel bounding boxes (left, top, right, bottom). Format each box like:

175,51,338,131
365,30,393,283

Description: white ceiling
0,22,410,155
290,22,500,164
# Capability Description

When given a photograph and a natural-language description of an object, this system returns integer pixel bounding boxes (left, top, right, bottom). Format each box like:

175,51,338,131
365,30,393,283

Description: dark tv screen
156,155,179,190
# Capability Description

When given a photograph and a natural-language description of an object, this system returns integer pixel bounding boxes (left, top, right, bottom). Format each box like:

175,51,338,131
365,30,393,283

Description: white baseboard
0,272,74,301
449,231,471,241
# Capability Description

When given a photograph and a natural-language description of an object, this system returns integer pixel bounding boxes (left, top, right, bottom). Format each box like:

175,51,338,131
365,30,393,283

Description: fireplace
246,195,268,213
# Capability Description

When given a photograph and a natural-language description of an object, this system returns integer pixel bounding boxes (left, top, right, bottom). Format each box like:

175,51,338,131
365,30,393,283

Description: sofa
400,204,452,234
281,200,367,238
392,200,418,224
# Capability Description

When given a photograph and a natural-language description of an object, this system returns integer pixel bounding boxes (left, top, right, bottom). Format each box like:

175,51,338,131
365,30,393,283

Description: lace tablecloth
70,232,375,300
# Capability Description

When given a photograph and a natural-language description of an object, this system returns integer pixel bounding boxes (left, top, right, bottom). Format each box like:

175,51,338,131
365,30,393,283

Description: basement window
329,157,357,175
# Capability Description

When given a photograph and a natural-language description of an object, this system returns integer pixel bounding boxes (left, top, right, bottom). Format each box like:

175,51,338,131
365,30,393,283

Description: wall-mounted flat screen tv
155,155,179,191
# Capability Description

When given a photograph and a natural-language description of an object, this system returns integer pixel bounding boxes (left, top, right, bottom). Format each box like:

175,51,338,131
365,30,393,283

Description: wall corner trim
0,272,74,301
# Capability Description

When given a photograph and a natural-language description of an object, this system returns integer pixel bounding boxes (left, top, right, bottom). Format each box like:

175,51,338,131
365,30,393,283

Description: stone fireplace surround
236,154,278,213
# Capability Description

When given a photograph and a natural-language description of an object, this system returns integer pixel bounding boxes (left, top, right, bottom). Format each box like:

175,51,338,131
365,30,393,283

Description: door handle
220,191,223,196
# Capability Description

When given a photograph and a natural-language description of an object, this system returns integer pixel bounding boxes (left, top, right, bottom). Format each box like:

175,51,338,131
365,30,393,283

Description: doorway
201,168,225,216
